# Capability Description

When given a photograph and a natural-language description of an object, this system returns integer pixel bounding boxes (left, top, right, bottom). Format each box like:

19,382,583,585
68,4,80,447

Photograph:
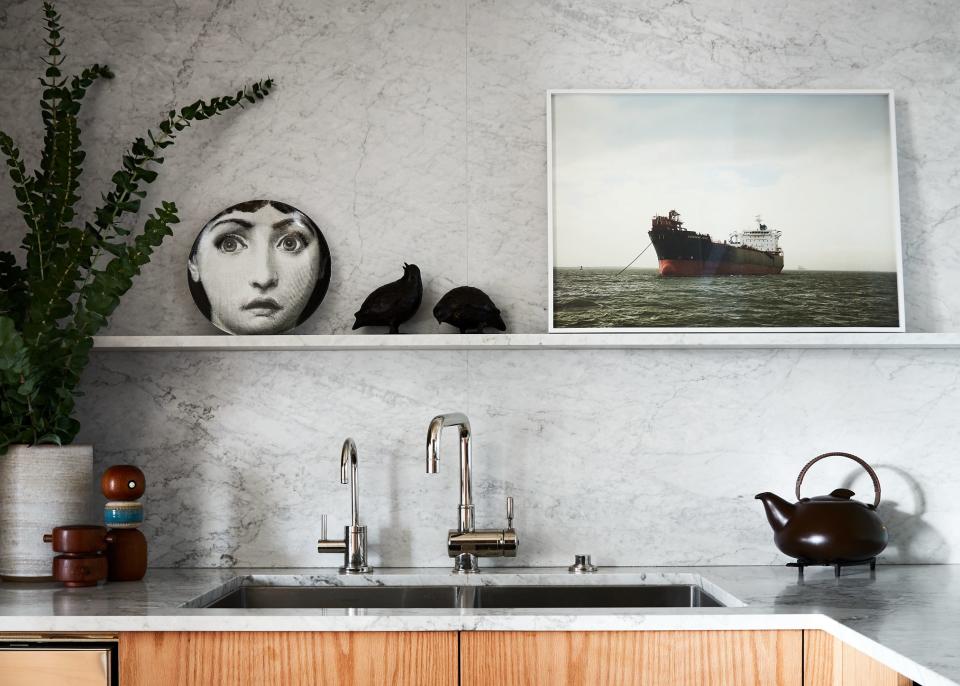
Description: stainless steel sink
206,585,460,609
203,584,723,609
473,584,721,608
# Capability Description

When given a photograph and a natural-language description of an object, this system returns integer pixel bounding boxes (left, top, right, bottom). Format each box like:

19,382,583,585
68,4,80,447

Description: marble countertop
0,564,956,686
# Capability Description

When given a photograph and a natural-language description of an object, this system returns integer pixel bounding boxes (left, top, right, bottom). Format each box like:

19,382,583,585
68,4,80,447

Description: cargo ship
648,210,784,276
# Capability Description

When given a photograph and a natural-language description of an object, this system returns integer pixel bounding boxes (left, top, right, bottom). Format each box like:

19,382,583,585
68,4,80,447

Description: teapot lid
803,488,869,504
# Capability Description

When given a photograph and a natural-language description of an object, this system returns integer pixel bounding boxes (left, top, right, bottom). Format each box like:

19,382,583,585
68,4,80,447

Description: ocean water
552,269,901,329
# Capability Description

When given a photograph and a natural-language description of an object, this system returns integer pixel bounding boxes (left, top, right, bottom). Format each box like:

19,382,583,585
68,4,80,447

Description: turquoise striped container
104,501,143,529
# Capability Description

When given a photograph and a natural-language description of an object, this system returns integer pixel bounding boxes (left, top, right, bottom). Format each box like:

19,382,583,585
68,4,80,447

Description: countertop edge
0,612,949,686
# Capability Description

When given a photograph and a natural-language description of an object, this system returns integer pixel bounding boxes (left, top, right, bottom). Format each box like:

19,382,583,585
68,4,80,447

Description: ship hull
657,257,784,276
649,228,784,277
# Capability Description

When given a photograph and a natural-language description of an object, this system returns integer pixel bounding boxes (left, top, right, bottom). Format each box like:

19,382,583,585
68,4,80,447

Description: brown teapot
755,452,888,564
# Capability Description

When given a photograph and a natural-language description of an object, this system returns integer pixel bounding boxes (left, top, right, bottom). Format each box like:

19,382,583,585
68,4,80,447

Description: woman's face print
188,201,330,335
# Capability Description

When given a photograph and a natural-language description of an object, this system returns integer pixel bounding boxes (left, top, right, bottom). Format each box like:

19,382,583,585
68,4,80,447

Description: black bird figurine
433,286,506,334
353,263,423,334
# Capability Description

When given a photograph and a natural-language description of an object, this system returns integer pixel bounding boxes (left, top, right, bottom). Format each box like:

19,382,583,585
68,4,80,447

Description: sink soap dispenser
568,554,598,574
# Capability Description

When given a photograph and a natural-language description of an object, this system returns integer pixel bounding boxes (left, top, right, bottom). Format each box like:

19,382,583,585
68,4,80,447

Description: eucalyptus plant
0,2,274,452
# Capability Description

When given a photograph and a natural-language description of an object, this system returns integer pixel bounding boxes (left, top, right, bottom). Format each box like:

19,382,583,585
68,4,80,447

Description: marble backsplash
1,0,959,333
2,0,959,567
77,348,958,567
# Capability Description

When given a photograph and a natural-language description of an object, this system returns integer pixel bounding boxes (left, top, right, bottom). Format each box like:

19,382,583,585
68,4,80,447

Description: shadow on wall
841,464,949,563
890,101,929,333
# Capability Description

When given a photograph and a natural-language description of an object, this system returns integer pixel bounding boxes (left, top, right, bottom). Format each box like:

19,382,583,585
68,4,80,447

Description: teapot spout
755,492,795,533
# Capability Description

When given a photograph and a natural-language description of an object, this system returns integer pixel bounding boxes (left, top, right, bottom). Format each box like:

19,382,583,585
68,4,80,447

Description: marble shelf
91,332,960,351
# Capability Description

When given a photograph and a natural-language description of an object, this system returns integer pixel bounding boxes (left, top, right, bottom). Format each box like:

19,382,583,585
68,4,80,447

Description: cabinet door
119,631,457,686
803,630,911,686
460,630,802,686
0,648,112,686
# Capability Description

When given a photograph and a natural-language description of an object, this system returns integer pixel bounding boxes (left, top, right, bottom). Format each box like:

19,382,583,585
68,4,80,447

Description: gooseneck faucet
427,413,475,532
342,437,361,528
426,412,518,573
317,438,372,574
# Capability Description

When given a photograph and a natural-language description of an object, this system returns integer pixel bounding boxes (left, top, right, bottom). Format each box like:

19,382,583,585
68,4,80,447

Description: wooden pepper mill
42,525,108,587
101,465,147,581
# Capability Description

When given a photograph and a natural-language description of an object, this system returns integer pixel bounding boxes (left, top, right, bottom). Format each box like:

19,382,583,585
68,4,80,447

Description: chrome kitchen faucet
425,412,518,573
317,437,372,574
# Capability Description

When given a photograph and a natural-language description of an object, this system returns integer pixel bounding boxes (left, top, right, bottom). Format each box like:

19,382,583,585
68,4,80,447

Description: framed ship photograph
547,90,905,333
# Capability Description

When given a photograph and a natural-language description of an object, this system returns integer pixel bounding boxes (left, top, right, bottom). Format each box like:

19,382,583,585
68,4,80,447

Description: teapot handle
795,451,881,508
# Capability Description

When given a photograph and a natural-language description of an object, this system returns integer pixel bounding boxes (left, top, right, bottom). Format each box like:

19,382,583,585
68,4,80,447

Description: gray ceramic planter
0,444,93,579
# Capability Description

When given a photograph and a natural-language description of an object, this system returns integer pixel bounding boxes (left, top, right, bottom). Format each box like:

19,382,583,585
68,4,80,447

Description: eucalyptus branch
94,78,274,240
37,2,67,192
0,132,46,280
45,63,114,227
0,132,43,235
75,202,180,336
26,63,114,335
34,1,68,279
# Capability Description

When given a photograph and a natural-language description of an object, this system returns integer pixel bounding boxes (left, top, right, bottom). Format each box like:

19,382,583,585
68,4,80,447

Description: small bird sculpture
433,286,506,334
353,263,423,334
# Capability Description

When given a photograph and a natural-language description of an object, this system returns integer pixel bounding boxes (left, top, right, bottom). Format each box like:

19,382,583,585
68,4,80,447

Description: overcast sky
551,92,900,271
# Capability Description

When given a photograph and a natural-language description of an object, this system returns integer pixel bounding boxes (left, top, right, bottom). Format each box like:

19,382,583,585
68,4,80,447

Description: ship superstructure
648,210,784,277
729,217,782,253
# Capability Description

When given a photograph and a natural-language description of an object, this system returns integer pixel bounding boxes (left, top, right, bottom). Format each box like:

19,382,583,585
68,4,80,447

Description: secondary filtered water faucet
317,438,372,574
426,412,518,573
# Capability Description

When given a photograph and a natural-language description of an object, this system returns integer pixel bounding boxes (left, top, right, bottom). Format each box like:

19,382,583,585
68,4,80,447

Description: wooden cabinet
117,629,913,686
803,630,912,686
460,630,803,686
118,631,457,686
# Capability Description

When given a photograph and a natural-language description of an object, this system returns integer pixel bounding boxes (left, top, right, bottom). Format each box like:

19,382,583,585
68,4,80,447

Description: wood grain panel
841,640,912,686
119,631,457,686
803,629,842,686
460,630,803,686
802,630,911,686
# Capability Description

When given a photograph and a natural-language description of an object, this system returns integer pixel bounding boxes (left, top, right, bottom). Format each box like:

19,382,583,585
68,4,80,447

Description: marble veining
1,0,959,607
75,347,960,567
2,0,959,333
0,565,958,686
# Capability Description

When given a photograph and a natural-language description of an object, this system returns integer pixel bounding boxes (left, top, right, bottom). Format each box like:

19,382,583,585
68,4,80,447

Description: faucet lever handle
506,496,514,529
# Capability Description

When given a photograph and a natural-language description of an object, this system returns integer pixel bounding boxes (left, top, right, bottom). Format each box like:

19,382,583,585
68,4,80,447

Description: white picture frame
547,89,905,333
